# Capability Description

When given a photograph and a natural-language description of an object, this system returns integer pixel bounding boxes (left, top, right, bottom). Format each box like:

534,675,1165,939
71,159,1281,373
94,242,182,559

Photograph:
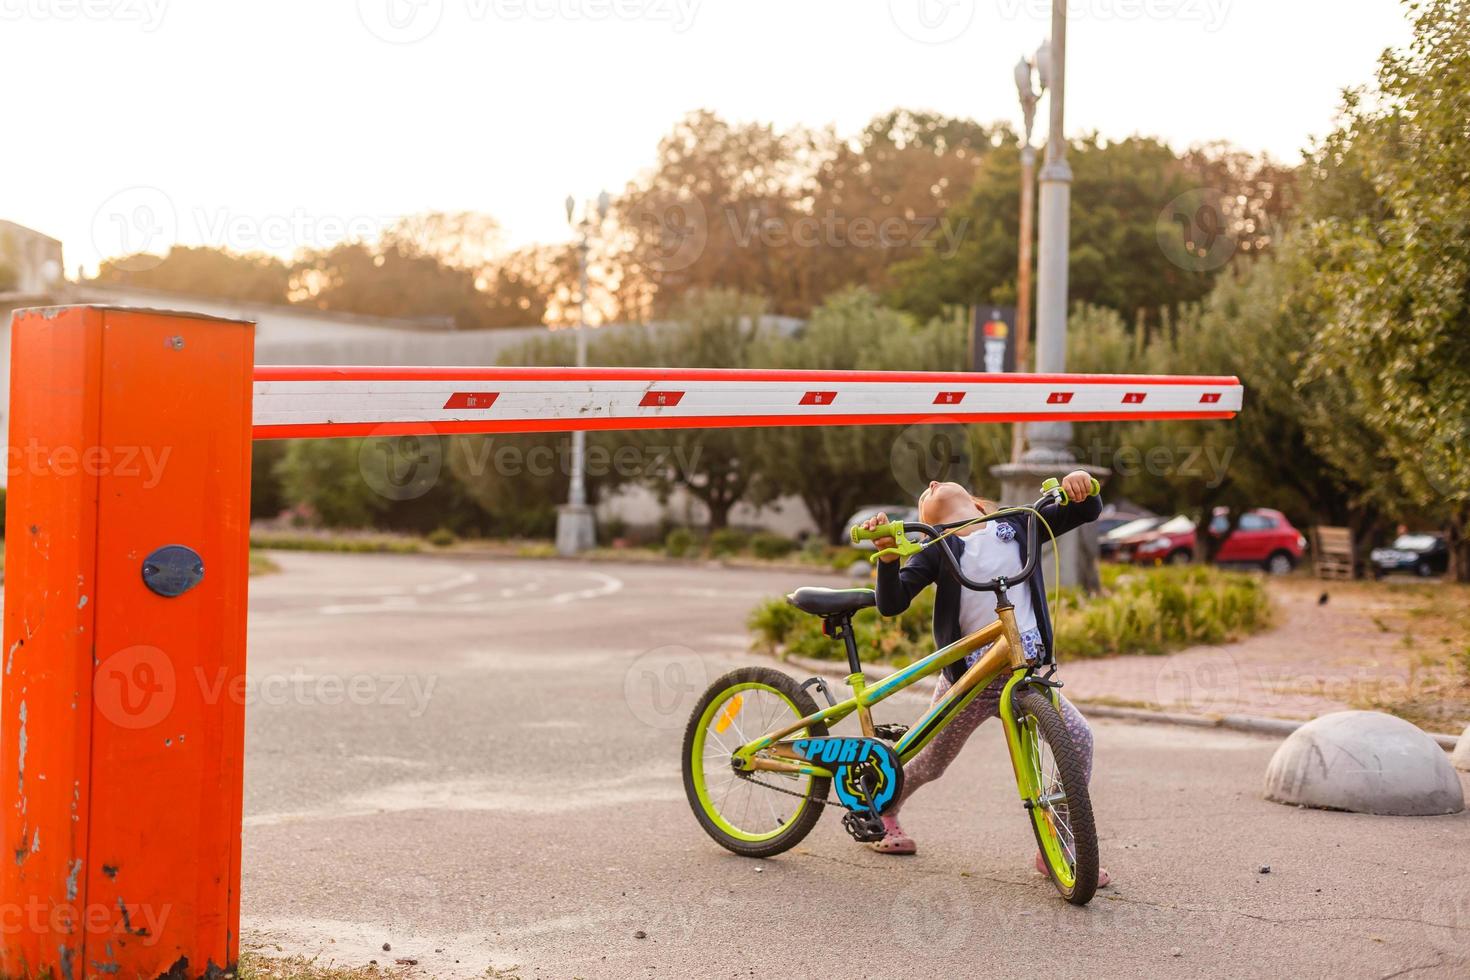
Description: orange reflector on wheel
714,695,744,733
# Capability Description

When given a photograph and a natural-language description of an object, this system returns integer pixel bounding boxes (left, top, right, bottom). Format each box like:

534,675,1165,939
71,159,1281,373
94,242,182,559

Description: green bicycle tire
682,666,830,859
1015,687,1100,905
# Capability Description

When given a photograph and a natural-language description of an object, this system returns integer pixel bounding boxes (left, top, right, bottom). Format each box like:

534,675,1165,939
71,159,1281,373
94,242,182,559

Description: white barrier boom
252,366,1243,439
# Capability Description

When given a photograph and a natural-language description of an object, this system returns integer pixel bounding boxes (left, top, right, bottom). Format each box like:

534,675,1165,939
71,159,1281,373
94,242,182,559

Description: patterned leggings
891,673,1095,815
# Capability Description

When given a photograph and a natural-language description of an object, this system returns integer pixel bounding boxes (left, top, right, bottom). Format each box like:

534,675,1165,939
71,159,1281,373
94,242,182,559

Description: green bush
0,485,6,538
748,588,936,666
748,565,1272,666
426,527,458,548
751,532,798,560
664,527,697,558
709,527,746,557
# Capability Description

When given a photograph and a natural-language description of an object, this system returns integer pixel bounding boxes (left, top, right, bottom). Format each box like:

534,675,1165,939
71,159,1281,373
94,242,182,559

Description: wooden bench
1313,526,1356,580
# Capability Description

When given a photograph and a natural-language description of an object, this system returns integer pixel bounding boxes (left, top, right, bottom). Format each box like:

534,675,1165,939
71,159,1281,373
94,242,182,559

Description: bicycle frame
731,602,1059,805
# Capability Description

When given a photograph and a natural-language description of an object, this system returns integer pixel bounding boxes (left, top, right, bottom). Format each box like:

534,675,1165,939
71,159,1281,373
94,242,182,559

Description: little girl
860,472,1110,886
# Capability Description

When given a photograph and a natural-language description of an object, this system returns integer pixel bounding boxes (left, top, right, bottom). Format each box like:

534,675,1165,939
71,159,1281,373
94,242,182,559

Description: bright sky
2,0,1412,277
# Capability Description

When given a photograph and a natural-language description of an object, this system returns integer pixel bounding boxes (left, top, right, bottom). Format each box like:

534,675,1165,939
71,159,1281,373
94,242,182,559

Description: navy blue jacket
875,494,1102,683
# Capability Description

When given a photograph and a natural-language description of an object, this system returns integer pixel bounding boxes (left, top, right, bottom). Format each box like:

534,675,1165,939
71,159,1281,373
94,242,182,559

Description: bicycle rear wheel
682,666,829,858
1015,688,1099,905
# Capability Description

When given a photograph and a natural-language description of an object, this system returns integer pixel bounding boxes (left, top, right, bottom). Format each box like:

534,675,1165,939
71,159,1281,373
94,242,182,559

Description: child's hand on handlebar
1060,470,1095,503
861,512,900,562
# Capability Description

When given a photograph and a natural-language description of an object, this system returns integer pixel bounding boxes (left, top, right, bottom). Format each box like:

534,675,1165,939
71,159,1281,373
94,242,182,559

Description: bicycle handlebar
850,478,1099,593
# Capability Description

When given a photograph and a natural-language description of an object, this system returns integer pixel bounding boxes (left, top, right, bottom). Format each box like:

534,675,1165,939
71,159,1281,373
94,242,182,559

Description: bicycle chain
734,769,832,808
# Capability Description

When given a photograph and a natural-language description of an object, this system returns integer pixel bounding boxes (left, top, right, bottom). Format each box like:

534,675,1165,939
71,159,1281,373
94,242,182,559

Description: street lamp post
1010,47,1046,465
555,191,611,556
991,0,1105,589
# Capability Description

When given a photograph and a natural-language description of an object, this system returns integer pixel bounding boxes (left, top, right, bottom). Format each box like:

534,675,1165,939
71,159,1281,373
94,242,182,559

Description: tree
885,137,1294,330
598,289,776,529
95,246,291,302
1294,0,1470,578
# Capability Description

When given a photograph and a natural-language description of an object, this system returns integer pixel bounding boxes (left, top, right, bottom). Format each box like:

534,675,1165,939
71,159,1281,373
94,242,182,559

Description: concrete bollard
1264,710,1464,816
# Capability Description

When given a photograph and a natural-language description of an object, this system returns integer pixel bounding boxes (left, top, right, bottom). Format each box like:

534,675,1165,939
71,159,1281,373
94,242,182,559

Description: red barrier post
1,306,254,979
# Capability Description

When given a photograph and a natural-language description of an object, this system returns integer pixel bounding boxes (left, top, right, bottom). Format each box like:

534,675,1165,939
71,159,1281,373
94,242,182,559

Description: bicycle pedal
841,810,887,843
872,723,908,742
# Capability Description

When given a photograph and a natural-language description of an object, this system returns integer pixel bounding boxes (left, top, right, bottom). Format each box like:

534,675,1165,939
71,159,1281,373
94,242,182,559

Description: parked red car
1121,508,1306,574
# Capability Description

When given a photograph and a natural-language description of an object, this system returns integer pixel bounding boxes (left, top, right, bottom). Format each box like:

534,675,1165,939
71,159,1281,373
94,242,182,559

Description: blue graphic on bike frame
789,737,903,813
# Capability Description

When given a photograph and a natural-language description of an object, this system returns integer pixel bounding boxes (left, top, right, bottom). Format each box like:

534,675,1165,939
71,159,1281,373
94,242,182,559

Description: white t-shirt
955,523,1045,666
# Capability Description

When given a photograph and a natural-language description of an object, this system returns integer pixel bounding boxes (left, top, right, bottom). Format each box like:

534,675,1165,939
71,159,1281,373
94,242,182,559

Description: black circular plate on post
141,545,205,598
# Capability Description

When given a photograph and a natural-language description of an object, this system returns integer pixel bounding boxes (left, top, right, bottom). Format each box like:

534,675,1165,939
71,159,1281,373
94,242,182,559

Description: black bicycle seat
785,587,876,617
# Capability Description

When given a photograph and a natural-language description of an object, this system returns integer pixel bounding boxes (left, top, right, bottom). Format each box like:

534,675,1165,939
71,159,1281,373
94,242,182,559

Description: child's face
917,481,974,523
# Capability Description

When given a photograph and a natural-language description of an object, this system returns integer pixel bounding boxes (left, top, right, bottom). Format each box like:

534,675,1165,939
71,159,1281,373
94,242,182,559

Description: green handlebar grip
1041,476,1101,504
850,520,906,544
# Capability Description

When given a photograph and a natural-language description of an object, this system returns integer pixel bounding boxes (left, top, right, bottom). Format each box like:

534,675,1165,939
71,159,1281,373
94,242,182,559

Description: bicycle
681,480,1101,905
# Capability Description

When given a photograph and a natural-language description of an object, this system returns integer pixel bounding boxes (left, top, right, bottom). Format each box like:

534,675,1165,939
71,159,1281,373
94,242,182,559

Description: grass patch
1338,579,1470,731
249,551,281,576
748,563,1273,665
249,531,422,555
237,953,420,979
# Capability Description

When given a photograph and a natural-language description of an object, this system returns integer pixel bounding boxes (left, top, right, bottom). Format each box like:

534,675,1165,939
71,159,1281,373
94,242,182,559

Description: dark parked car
1099,515,1167,560
1370,533,1449,578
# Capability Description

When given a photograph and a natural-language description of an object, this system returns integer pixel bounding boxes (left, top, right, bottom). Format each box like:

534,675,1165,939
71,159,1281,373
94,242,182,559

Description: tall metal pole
567,234,590,510
556,194,606,556
1028,0,1072,465
1011,52,1041,465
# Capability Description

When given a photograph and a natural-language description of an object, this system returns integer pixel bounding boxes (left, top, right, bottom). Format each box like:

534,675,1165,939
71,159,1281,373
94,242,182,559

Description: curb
773,652,1463,753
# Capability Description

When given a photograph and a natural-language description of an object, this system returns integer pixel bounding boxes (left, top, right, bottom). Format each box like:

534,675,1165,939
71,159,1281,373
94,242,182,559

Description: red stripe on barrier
638,391,685,407
254,410,1240,441
1047,392,1074,404
934,392,966,405
800,391,837,406
1200,392,1222,404
442,392,500,410
255,366,1242,387
1122,392,1147,404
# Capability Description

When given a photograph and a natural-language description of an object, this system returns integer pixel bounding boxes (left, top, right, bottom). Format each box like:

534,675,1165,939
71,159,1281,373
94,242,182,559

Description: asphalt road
241,553,1470,979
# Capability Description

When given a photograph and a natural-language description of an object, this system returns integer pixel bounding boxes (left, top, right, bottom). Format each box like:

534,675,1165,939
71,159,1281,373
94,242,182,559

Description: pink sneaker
870,814,916,855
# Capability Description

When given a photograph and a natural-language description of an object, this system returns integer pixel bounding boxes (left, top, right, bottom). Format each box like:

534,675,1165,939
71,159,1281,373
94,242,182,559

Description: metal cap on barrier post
2,306,255,979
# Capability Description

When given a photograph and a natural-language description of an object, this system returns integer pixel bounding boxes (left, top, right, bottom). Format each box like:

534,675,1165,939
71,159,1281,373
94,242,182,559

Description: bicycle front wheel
682,666,829,858
1015,688,1100,905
